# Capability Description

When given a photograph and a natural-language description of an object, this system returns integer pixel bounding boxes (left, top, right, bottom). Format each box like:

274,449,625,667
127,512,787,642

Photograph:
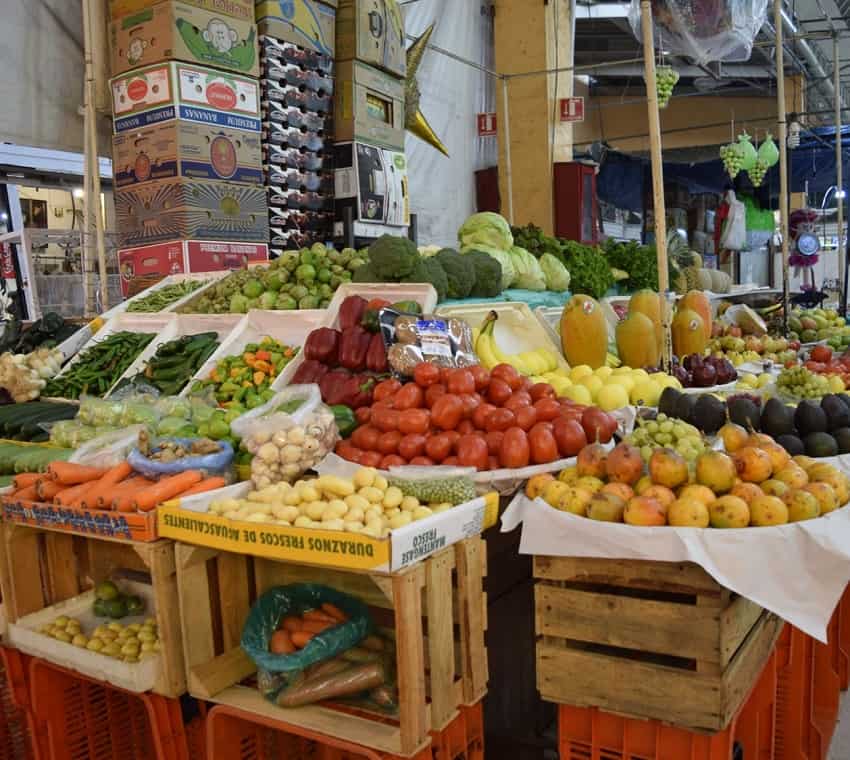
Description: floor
830,697,850,759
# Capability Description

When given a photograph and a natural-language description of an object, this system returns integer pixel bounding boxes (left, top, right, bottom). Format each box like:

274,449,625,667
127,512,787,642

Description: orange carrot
281,616,302,633
110,478,155,512
300,619,335,635
12,485,39,502
48,461,107,485
12,473,41,490
291,631,315,648
303,609,337,624
270,629,296,654
69,481,99,509
131,470,203,513
37,480,64,501
320,603,348,623
178,477,227,498
53,482,93,507
80,462,133,509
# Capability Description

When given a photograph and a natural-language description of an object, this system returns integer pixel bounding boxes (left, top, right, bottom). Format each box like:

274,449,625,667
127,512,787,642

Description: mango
668,498,710,527
624,496,667,526
749,495,789,526
709,495,750,528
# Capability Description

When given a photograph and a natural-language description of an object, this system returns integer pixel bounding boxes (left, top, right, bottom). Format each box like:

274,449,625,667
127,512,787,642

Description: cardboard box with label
336,0,405,78
113,121,263,187
111,62,261,134
116,178,269,246
334,141,408,239
335,60,404,151
110,1,259,77
109,0,254,22
255,0,336,57
118,240,187,295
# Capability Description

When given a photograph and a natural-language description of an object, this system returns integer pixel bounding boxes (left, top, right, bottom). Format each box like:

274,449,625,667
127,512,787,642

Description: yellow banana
474,332,500,370
537,348,560,372
605,352,621,368
518,351,546,375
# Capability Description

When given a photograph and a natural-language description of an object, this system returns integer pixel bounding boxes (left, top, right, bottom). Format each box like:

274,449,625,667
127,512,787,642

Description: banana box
110,1,259,77
255,0,336,57
336,0,405,79
335,60,404,151
109,0,255,22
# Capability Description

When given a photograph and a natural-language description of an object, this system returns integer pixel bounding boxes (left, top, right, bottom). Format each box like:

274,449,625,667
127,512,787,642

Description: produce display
126,279,208,313
40,607,160,662
122,332,220,397
776,365,842,399
474,310,561,376
0,401,78,442
0,348,63,402
625,412,709,463
794,345,850,389
708,332,798,366
267,603,351,654
669,353,737,388
44,332,155,399
787,307,850,345
0,443,73,475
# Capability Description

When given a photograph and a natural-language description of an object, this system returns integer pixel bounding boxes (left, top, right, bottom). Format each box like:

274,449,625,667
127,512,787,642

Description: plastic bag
69,425,148,468
48,419,100,448
387,466,477,505
127,436,234,480
231,385,338,488
720,191,746,251
629,0,768,64
78,396,124,427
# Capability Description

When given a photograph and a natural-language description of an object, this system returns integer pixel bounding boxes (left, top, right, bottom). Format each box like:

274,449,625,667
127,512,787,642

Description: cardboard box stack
255,1,337,252
108,0,270,293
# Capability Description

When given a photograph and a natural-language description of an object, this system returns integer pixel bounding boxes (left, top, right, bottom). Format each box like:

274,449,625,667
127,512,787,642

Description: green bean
126,280,207,312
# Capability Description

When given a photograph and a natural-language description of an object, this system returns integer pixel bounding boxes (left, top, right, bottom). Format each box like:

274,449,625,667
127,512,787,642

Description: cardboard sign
335,60,405,151
477,112,497,137
256,0,337,57
559,97,585,123
336,0,405,78
184,241,269,272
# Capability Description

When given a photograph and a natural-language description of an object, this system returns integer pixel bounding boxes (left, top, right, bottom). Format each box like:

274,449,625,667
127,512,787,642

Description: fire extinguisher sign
476,113,497,137
559,97,585,123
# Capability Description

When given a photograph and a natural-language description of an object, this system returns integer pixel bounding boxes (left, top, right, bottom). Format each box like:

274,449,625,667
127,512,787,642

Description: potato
412,506,433,521
306,501,328,520
223,510,239,520
246,512,270,523
240,502,273,516
383,507,401,519
316,475,355,498
354,467,377,489
322,518,345,531
344,521,365,533
361,520,383,538
432,503,453,514
373,474,389,491
345,494,370,512
275,520,292,526
364,507,382,523
382,486,403,509
283,489,302,506
359,486,384,504
272,505,299,523
389,512,413,530
345,506,365,523
323,501,347,521
294,515,312,528
300,485,320,503
400,495,420,512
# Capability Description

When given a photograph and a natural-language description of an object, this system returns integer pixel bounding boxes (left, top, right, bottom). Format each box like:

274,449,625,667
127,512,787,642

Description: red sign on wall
559,97,585,123
477,112,497,137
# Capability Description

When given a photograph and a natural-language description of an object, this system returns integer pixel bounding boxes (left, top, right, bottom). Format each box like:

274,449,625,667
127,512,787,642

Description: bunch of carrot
7,460,226,513
269,603,349,654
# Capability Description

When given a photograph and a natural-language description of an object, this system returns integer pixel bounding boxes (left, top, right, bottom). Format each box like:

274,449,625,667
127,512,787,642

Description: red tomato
431,394,464,430
520,376,534,392
499,427,530,468
485,430,504,455
398,409,430,435
491,364,522,391
552,417,587,457
343,447,364,464
425,433,453,462
515,405,538,431
581,407,617,444
469,365,491,391
457,434,489,470
443,456,459,466
425,383,447,408
488,456,500,471
373,379,401,403
472,402,497,430
351,425,380,450
512,390,533,406
371,407,400,433
398,434,427,460
504,394,532,413
359,451,383,468
447,369,476,395
335,441,358,459
380,454,407,469
487,378,512,406
485,408,516,432
354,406,371,425
395,383,425,410
459,393,481,419
377,431,402,455
528,422,559,464
409,456,435,466
530,383,556,401
811,345,833,364
439,367,453,384
534,398,562,422
413,362,441,388
444,430,461,452
457,419,475,435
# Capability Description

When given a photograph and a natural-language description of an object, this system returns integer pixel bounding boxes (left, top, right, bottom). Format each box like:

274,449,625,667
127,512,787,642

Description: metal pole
835,34,845,313
639,0,671,368
774,0,791,335
501,77,515,225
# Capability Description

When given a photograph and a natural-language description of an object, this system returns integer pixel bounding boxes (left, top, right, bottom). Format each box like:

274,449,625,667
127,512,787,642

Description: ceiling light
73,188,84,199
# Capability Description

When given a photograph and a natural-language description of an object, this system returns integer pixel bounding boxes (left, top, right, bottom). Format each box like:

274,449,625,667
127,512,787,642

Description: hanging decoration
405,24,450,157
719,141,745,178
655,65,679,108
736,132,758,171
757,133,780,167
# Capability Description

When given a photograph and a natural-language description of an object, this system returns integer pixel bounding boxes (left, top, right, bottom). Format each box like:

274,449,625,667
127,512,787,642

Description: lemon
596,384,629,412
563,385,593,405
630,368,649,381
579,375,603,398
594,366,613,380
630,380,661,407
549,376,572,395
570,365,593,381
655,374,682,390
608,375,635,393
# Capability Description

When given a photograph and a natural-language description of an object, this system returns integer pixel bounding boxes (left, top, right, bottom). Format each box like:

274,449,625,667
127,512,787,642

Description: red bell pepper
338,325,371,371
365,333,388,373
338,296,368,331
304,327,340,365
291,359,329,385
319,369,352,406
349,374,376,408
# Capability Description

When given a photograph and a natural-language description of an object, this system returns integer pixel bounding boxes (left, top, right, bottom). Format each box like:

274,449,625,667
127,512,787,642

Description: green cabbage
458,213,514,251
510,246,546,291
539,253,571,292
461,244,514,290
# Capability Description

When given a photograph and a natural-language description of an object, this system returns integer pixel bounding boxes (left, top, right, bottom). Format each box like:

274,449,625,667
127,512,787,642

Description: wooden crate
0,521,185,698
534,555,783,732
174,537,488,757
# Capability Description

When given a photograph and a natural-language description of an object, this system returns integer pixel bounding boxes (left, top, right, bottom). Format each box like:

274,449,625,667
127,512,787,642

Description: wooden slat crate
534,555,783,732
0,522,186,698
174,537,488,757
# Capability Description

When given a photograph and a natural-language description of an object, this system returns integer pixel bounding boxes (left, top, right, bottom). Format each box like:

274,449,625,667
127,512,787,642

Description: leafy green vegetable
435,249,475,299
402,258,449,302
461,245,514,290
561,240,614,299
539,253,571,291
510,246,546,291
465,251,503,298
511,223,566,259
458,212,514,250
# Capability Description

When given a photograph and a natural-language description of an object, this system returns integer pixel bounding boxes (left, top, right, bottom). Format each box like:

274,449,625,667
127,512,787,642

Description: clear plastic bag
48,419,100,448
629,0,769,64
127,436,235,480
386,466,477,505
78,396,124,427
69,425,148,468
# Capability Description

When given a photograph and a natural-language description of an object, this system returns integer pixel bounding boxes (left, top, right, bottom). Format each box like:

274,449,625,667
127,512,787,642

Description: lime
95,580,119,601
92,598,108,618
126,596,145,616
105,597,128,620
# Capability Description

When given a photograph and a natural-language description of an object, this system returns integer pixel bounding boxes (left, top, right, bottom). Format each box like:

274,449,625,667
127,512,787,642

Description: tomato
552,417,587,457
431,394,464,430
472,402,496,430
398,409,430,435
520,376,534,392
528,422,559,464
360,451,383,468
371,407,400,433
457,434,489,470
439,367,453,384
504,394,532,413
447,368,476,395
425,433,453,462
515,405,538,431
805,361,826,373
499,427,530,468
444,430,461,452
395,383,425,410
459,393,481,419
485,430,504,455
409,456,435,466
485,408,516,432
443,456,459,466
487,378,512,406
413,362,441,388
491,363,522,391
373,379,401,403
581,407,617,444
469,365,491,391
351,425,380,450
488,456,500,471
425,383,447,408
377,430,402,455
398,434,427,460
344,448,364,464
530,382,556,401
335,441,358,459
354,406,371,425
380,454,407,469
534,398,562,422
811,345,833,363
456,419,475,435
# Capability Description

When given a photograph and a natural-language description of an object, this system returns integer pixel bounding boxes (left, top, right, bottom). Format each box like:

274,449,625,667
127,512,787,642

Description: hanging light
788,113,801,148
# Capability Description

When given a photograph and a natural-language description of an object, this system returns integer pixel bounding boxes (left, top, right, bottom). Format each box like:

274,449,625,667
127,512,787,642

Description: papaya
672,308,707,358
679,290,712,338
561,295,608,369
628,289,662,356
616,312,661,369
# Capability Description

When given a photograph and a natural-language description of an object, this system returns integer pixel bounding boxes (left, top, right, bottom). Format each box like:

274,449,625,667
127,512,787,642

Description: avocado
794,399,828,435
92,598,108,618
126,595,145,616
760,397,795,438
95,580,119,601
728,397,760,431
804,432,839,458
821,394,850,431
838,393,850,411
693,394,726,434
673,393,697,425
776,434,805,456
658,386,682,419
834,427,850,454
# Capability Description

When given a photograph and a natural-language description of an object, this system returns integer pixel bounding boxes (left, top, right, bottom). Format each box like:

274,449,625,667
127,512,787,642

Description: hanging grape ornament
757,133,780,168
748,159,768,186
737,132,758,172
655,65,679,108
719,141,745,178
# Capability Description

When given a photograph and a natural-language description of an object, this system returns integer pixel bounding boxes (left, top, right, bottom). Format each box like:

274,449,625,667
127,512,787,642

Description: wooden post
639,0,671,367
774,0,790,332
501,77,515,225
834,34,845,312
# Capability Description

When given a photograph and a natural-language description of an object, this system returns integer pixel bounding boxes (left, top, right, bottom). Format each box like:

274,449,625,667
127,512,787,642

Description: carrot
290,631,315,648
281,616,302,633
12,473,41,491
270,630,296,655
53,482,93,507
300,619,335,635
105,476,149,510
11,485,39,501
320,603,348,623
131,470,203,513
178,477,227,498
80,462,133,509
37,480,64,501
48,462,107,485
303,609,337,624
69,481,99,509
276,662,385,707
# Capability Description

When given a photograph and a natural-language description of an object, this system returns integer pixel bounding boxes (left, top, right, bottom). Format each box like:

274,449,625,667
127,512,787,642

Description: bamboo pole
774,0,790,334
639,0,671,368
501,77,515,225
834,34,845,313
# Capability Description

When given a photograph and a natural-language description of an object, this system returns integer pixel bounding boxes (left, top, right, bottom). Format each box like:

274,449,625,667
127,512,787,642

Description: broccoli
367,234,419,279
352,262,385,283
435,249,475,299
402,258,449,302
465,251,503,298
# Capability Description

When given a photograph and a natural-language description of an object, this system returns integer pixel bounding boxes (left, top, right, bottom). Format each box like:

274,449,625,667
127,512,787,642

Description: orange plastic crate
837,584,850,691
558,647,777,760
0,648,37,760
27,658,186,760
460,702,484,760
